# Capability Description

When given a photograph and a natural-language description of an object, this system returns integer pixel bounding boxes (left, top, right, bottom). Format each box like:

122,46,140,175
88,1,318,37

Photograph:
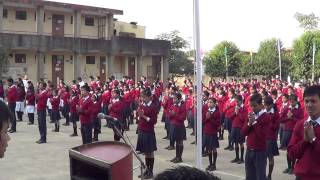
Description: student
91,94,101,141
6,78,17,133
15,83,26,122
230,95,247,164
0,101,11,158
61,86,70,126
223,88,237,151
279,94,289,149
169,92,187,163
36,82,49,144
108,89,125,141
263,96,280,180
241,93,270,180
281,95,304,174
77,85,93,144
136,88,158,179
202,97,221,171
25,82,35,125
288,85,320,180
69,90,79,136
50,89,60,132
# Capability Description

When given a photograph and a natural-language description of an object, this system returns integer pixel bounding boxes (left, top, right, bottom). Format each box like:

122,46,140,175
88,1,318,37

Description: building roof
3,0,123,15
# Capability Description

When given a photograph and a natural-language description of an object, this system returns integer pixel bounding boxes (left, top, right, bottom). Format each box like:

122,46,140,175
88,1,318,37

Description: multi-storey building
0,0,169,86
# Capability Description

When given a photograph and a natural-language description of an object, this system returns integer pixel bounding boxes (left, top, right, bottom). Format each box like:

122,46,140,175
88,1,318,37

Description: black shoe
138,170,148,178
202,152,208,157
167,146,175,150
70,133,78,137
267,175,272,180
190,132,195,136
283,168,290,174
9,129,16,133
62,123,70,126
170,157,177,162
208,165,216,171
230,158,239,163
224,146,230,150
50,121,55,123
205,165,212,171
190,141,196,144
229,147,234,151
172,157,182,163
28,122,34,125
143,170,153,179
237,159,244,164
36,140,46,144
288,169,293,174
218,136,224,140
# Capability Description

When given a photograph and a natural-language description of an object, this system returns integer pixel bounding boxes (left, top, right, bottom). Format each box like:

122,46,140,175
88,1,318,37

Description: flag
250,50,253,64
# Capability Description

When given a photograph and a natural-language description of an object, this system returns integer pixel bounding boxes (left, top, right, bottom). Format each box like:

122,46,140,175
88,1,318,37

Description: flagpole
193,0,203,169
312,41,316,81
277,39,282,80
225,47,228,80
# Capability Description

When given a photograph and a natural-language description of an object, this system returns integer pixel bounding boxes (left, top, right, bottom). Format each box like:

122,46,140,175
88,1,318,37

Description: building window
3,9,8,18
85,17,94,26
86,56,95,64
15,54,26,63
16,10,27,20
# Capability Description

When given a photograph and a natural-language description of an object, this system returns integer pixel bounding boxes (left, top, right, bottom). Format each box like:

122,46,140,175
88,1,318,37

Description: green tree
291,30,320,80
155,30,194,75
204,41,241,77
254,38,290,78
0,46,8,78
294,12,319,31
238,52,256,77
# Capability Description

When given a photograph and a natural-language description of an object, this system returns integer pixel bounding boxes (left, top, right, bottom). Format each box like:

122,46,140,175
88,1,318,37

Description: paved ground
1,112,295,180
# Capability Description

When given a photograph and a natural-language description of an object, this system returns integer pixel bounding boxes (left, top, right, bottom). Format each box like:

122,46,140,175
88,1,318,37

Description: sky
50,0,320,52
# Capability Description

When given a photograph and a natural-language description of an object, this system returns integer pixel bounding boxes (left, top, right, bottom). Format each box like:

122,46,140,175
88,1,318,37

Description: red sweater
50,96,60,111
69,96,79,114
162,96,173,118
26,91,35,105
60,91,70,106
90,101,101,120
16,88,26,102
203,107,221,135
101,90,111,106
138,102,158,132
108,98,124,121
241,112,270,151
266,110,280,140
169,102,187,127
7,85,18,103
288,119,320,180
231,106,247,128
36,90,48,111
281,106,304,131
224,98,237,119
79,96,93,125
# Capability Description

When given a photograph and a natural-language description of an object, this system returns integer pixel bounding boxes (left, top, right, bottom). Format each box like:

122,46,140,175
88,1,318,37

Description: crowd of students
0,75,320,180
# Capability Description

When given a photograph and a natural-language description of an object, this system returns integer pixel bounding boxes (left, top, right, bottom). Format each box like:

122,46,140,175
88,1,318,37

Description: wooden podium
69,141,133,180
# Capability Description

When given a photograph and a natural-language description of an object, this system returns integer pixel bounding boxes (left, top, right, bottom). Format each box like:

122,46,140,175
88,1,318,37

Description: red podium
69,141,133,180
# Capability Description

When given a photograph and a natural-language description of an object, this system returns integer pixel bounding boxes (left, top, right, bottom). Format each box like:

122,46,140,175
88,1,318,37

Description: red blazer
224,98,237,119
138,101,158,132
231,106,247,128
169,102,187,127
266,110,280,140
69,96,79,114
101,90,111,106
60,91,70,106
79,96,94,125
108,98,124,121
7,85,18,103
162,95,173,119
26,90,35,105
36,90,48,111
203,106,221,135
241,112,270,151
288,119,320,180
16,88,26,102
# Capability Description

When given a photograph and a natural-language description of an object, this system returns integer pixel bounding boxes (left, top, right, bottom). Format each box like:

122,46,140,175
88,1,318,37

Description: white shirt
307,116,320,125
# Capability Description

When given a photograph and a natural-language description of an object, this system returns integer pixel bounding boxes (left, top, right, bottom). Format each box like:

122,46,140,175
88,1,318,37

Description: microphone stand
109,118,146,180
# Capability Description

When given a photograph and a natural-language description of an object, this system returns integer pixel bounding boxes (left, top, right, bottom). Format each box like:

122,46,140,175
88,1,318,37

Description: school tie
310,120,319,127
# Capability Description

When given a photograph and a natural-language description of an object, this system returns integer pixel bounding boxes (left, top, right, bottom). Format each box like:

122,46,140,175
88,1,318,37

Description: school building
0,0,170,86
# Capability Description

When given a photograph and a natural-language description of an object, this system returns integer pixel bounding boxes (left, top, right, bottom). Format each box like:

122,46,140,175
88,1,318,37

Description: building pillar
0,1,3,33
136,55,143,84
106,14,114,40
36,52,45,80
36,6,44,35
73,53,81,79
107,55,113,77
161,56,169,87
74,10,81,38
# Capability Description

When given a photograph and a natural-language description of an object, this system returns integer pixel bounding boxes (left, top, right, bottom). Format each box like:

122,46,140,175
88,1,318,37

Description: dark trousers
28,113,34,123
245,149,267,180
81,123,93,144
37,110,47,141
8,103,16,131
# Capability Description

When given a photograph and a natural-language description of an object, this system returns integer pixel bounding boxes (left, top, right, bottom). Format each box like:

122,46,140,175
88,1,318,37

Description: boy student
241,93,270,180
288,85,320,180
